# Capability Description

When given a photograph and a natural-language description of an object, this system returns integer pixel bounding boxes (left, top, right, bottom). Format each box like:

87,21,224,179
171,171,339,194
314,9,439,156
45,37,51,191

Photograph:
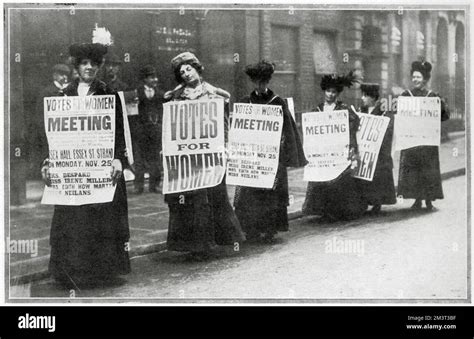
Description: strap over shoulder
266,95,279,105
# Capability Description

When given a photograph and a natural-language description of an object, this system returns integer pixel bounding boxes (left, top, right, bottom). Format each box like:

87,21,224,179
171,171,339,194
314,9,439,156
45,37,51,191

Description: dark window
313,31,337,106
271,25,298,100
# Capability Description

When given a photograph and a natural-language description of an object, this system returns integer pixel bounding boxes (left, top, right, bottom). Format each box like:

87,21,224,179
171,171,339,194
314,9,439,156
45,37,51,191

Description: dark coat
48,79,131,282
397,88,449,200
137,85,165,127
135,85,165,160
105,77,128,93
233,89,308,236
133,84,165,188
356,102,396,205
104,76,139,168
164,82,245,252
302,101,367,220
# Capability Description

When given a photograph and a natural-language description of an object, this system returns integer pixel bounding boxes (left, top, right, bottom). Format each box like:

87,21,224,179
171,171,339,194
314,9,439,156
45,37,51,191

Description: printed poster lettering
394,96,441,151
41,95,116,205
226,103,283,188
353,113,390,181
162,98,225,194
303,110,350,182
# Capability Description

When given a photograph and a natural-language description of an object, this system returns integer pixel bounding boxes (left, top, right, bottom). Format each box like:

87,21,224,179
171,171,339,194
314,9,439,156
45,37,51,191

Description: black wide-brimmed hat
245,60,275,82
320,70,358,92
140,65,157,78
360,83,380,99
411,60,432,80
69,43,108,65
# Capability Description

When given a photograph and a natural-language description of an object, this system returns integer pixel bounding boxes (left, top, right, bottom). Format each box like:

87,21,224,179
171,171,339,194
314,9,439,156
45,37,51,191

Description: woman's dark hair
411,61,432,81
360,83,380,101
363,91,379,101
245,60,275,82
173,61,204,83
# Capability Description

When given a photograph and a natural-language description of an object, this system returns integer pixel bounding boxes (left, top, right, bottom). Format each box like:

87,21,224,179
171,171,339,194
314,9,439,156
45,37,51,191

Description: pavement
10,175,468,300
7,131,467,285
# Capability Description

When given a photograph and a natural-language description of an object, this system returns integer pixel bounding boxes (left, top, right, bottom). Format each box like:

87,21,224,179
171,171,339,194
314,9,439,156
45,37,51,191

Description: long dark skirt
234,166,290,237
166,181,245,253
49,178,131,282
302,171,367,220
398,146,444,200
359,165,397,206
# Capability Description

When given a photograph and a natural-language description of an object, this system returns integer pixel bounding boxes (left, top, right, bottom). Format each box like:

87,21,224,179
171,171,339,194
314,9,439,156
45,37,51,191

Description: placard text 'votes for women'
353,113,390,181
162,98,226,194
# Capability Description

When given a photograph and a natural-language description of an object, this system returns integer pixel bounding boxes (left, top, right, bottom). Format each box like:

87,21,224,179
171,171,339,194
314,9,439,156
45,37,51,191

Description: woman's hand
111,158,123,185
350,156,360,170
348,147,360,171
164,91,174,100
164,84,184,100
41,161,51,187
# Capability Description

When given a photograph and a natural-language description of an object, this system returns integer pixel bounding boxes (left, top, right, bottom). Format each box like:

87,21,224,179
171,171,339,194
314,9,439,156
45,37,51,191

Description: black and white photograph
3,1,470,303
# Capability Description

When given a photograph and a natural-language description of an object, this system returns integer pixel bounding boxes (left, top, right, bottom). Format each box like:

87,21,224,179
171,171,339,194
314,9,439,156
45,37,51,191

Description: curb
440,167,466,181
9,167,467,286
10,241,168,286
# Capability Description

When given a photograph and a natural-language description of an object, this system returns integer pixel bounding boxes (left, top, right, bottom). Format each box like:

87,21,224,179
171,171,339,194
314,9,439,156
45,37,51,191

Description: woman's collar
68,78,105,95
181,82,205,100
254,88,268,95
412,86,427,93
251,88,273,99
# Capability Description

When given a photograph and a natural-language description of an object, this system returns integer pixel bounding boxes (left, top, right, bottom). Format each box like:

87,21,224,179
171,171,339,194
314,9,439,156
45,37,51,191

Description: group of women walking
40,43,449,289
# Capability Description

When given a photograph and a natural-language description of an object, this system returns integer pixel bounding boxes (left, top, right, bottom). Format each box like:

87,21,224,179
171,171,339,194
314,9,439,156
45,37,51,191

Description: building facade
6,5,467,204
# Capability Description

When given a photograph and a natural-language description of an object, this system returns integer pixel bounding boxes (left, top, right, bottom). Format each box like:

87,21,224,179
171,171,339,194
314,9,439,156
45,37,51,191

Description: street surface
10,175,468,302
8,133,466,282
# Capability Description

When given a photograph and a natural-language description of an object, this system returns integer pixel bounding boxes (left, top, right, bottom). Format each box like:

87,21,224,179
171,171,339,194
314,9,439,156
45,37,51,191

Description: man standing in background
104,52,129,93
103,51,139,181
134,65,165,194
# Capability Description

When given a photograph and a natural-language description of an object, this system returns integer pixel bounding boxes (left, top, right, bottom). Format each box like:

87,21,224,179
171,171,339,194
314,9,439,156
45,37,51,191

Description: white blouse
323,102,336,112
77,82,91,96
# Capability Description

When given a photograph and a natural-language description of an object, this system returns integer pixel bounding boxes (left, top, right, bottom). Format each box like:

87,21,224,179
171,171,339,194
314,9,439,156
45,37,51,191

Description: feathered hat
69,43,108,66
92,24,113,46
411,60,432,80
320,70,359,92
245,60,275,82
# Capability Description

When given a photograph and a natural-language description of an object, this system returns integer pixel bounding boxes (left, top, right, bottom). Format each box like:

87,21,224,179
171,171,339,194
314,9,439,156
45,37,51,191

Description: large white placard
162,98,226,194
303,110,351,182
226,103,283,188
353,113,390,181
394,96,441,151
41,95,116,205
